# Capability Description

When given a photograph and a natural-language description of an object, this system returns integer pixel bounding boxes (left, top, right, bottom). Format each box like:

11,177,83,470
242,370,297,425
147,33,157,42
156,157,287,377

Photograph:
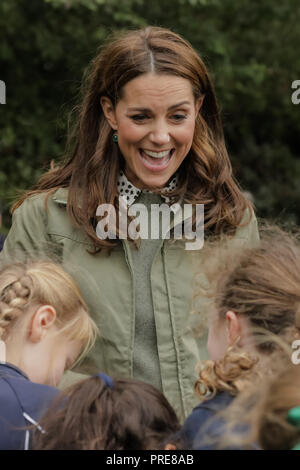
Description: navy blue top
0,362,59,450
180,392,235,450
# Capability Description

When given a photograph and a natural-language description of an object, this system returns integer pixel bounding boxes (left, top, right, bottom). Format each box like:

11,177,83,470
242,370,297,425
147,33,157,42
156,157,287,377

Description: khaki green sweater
130,191,168,390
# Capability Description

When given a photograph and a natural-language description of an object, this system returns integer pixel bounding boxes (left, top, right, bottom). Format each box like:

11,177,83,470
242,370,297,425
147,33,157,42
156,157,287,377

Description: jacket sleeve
0,195,56,268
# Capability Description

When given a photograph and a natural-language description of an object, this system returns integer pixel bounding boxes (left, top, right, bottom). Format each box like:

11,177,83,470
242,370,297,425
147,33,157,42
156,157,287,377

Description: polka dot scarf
117,171,179,206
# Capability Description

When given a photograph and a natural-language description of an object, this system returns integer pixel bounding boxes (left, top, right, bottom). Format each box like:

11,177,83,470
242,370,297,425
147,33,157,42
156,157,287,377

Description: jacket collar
51,174,192,231
51,187,69,205
51,172,179,207
118,171,179,206
0,361,29,380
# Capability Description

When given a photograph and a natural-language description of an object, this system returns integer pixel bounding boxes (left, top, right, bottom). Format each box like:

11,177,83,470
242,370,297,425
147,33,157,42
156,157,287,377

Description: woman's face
101,73,202,189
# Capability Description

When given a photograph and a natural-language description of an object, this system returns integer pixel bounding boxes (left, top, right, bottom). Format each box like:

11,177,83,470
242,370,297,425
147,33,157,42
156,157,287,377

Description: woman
0,26,259,421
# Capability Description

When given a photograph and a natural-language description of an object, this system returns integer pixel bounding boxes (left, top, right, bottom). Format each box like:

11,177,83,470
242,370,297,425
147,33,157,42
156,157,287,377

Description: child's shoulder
2,374,59,414
193,391,234,413
0,364,59,422
0,365,59,449
180,392,234,449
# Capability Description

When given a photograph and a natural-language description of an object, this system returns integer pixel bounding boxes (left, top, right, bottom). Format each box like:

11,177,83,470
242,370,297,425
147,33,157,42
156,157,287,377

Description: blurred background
1,0,300,233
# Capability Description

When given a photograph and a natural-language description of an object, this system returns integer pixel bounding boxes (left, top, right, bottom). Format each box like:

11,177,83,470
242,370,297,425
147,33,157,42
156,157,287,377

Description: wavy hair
194,225,300,401
12,26,252,251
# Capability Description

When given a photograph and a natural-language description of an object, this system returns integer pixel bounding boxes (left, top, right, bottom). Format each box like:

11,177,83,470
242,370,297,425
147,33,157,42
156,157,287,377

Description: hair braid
0,275,33,339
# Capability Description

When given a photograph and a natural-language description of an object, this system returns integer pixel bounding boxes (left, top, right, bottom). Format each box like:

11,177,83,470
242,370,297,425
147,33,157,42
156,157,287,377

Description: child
181,226,300,449
32,373,182,450
0,260,98,450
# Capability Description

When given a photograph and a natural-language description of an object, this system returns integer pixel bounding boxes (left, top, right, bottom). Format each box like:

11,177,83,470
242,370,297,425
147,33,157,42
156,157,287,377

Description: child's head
0,260,98,386
216,354,300,450
256,361,300,450
33,374,181,450
208,227,300,359
195,226,300,398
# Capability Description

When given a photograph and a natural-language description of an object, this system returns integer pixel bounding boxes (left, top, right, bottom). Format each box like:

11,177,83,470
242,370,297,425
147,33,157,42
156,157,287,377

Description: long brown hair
194,226,300,400
32,375,181,450
13,26,252,251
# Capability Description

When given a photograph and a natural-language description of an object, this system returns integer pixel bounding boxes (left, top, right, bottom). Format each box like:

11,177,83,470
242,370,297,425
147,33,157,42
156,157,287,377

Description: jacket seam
121,240,136,377
149,238,166,392
161,244,186,418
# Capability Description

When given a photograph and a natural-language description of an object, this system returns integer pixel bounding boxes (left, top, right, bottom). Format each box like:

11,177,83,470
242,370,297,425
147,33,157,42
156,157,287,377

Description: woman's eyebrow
127,101,191,112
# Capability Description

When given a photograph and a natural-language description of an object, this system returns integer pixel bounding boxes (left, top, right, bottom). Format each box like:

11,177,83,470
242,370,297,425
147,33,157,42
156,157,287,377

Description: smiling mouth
139,148,175,170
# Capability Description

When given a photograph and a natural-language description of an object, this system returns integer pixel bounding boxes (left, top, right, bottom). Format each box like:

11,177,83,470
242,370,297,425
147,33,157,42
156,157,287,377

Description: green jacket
0,189,259,421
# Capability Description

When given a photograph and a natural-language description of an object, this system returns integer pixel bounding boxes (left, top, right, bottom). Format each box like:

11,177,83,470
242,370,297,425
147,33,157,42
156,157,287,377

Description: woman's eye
131,114,147,121
172,114,187,121
130,114,187,122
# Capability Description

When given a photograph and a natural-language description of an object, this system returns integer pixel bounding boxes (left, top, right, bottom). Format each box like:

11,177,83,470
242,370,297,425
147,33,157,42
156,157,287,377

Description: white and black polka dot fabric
117,171,179,206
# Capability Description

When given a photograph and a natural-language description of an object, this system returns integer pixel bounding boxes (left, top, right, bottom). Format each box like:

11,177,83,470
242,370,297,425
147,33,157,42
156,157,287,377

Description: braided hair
0,261,98,355
0,271,33,339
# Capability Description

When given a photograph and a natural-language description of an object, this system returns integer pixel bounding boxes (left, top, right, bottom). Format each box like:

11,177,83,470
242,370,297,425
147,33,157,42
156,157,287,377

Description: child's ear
28,305,57,343
164,443,177,450
225,310,242,346
100,96,118,131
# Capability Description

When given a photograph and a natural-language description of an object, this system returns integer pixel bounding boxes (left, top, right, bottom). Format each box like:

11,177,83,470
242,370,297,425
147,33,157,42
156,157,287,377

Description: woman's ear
195,95,204,115
100,96,118,130
225,310,242,346
27,305,57,343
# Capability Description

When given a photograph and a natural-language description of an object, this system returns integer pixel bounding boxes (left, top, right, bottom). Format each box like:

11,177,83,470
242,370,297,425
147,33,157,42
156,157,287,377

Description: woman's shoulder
0,189,72,267
11,188,70,234
230,207,259,246
15,188,69,214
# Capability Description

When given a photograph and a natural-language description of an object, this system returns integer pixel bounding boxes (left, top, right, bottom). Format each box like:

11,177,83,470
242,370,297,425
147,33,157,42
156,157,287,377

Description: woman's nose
149,124,171,146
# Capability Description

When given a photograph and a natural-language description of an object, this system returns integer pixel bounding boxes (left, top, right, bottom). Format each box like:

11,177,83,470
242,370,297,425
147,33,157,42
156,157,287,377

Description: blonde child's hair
0,260,98,363
194,225,300,400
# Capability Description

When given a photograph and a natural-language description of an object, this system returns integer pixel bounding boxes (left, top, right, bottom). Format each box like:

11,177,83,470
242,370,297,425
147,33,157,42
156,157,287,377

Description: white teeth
142,149,171,158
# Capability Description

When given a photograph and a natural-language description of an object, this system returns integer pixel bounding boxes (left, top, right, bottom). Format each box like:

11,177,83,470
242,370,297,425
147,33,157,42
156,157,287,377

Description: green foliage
1,0,300,231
